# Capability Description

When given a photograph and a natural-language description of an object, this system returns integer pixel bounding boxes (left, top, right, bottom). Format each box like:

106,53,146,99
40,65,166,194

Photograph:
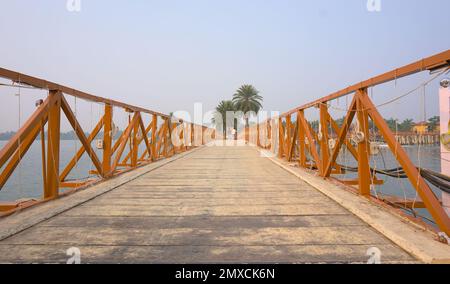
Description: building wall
413,125,428,134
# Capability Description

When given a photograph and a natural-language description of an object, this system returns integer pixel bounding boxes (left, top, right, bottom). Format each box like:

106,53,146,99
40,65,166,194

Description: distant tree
428,116,440,132
384,118,398,132
232,85,263,128
213,100,236,139
399,119,414,132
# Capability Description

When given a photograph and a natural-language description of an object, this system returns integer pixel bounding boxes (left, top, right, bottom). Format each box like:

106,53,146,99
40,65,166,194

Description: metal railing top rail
0,67,175,121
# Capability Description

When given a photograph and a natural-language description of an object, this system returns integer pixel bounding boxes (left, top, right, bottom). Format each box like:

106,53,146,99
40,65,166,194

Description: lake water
0,140,106,201
334,144,442,223
335,144,442,198
0,140,443,225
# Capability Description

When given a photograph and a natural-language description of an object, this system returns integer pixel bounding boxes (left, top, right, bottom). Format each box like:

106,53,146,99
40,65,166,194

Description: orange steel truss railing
250,50,450,235
0,68,214,215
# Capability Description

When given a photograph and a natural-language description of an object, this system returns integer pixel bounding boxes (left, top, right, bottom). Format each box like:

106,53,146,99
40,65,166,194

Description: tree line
335,116,440,133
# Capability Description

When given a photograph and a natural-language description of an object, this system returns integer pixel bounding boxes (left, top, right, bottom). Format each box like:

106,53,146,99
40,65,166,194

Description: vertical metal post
40,119,47,195
286,115,292,158
45,90,61,199
103,104,113,176
190,123,194,148
356,90,371,197
298,110,306,167
131,113,139,167
127,113,133,161
163,119,169,157
319,104,330,175
257,124,260,147
172,122,178,155
202,126,205,145
278,117,284,158
151,114,157,161
184,123,188,151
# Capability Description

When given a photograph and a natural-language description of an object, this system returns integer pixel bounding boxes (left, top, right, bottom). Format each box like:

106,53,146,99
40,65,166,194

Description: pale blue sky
0,0,449,131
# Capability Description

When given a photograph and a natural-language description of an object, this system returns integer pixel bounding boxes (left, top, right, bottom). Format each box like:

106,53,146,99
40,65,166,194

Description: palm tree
385,118,398,132
399,119,414,132
232,85,263,128
213,100,236,139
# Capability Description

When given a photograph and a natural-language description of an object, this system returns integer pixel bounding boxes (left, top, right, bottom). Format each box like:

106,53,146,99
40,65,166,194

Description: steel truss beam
0,73,212,215
253,50,450,235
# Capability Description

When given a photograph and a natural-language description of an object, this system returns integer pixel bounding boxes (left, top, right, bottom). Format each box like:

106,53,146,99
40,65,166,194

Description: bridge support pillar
356,89,371,197
131,113,140,167
285,115,292,157
151,114,157,161
190,123,194,148
278,117,284,158
256,124,260,147
319,104,330,174
103,104,113,176
164,119,169,157
298,111,307,167
45,90,61,200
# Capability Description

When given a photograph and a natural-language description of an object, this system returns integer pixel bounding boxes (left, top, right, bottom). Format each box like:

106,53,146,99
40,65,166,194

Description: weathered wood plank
102,191,324,199
0,244,415,264
41,215,365,229
76,196,332,206
62,204,349,217
2,226,389,246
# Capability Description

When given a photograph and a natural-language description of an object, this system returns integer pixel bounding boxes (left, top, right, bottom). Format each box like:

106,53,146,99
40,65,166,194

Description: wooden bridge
0,145,418,263
0,51,450,263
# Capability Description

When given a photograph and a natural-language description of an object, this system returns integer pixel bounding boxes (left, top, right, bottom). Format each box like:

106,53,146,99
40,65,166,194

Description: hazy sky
0,0,449,131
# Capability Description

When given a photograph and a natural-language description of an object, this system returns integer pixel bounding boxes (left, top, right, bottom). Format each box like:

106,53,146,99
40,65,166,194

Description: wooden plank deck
0,146,416,263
